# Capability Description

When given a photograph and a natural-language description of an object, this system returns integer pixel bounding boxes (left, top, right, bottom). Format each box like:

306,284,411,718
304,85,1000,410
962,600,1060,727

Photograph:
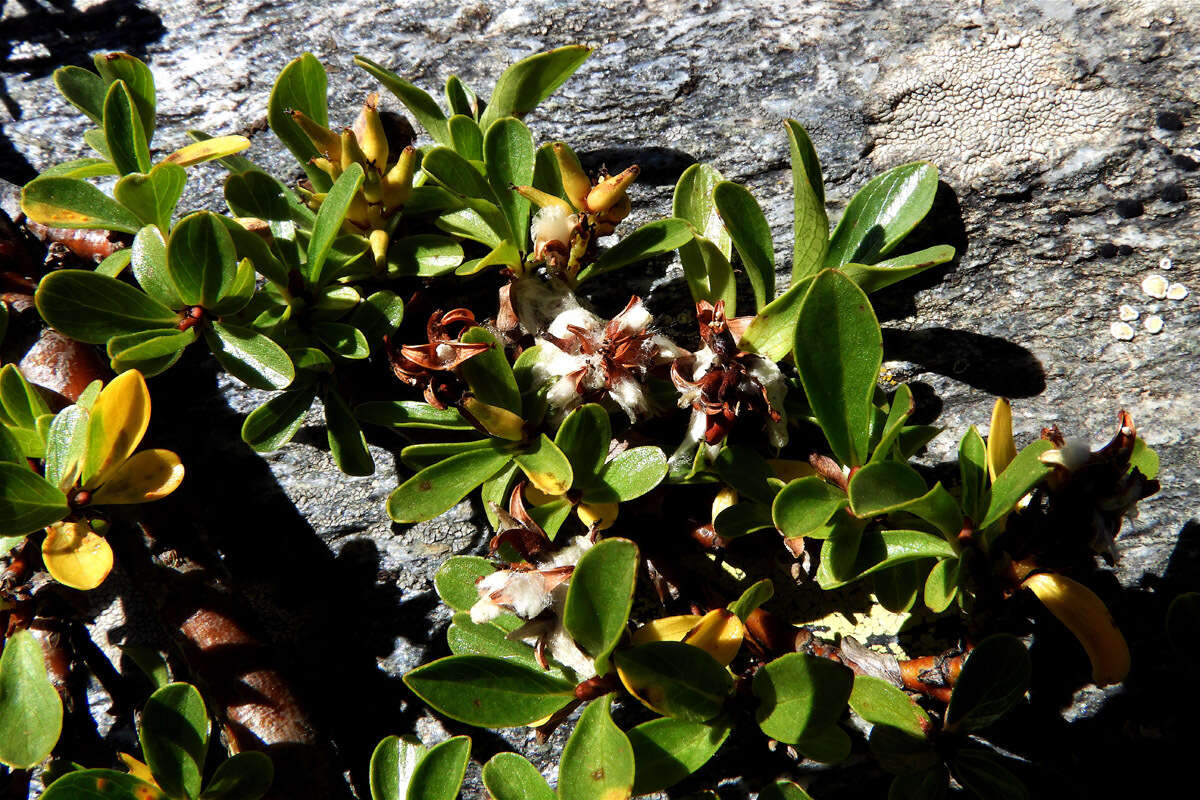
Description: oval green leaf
481,752,554,800
557,696,634,800
615,642,733,722
753,652,853,744
0,630,64,769
403,655,574,727
564,537,638,670
387,444,512,523
139,682,209,800
628,716,731,795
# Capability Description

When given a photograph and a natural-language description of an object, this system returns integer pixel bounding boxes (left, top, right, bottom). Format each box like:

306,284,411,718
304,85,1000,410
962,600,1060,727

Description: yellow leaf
632,615,702,646
462,397,524,441
682,609,745,666
986,397,1017,482
118,753,157,785
768,459,815,482
92,449,184,505
524,468,570,497
42,521,113,590
83,371,151,490
524,484,557,506
1023,572,1130,686
711,487,738,523
576,501,618,530
161,135,251,168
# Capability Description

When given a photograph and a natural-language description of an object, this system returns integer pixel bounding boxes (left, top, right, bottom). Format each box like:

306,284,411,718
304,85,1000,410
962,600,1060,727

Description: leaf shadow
882,327,1046,399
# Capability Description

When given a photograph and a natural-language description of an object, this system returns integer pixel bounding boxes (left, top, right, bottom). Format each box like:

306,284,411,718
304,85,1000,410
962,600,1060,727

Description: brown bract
385,308,488,408
541,296,661,403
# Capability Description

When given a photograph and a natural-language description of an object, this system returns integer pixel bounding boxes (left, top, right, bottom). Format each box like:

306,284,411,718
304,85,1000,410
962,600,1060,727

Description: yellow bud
553,142,591,211
353,93,389,168
362,164,383,204
1023,572,1130,686
682,608,745,666
513,184,574,213
310,157,339,180
381,146,417,210
369,229,389,273
346,192,371,229
290,110,341,161
585,165,639,214
340,129,368,172
987,397,1017,482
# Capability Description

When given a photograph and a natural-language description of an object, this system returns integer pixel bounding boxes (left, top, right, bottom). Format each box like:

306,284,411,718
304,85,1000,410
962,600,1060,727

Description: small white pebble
1110,321,1135,340
1142,274,1169,298
1118,304,1139,321
1166,283,1188,300
1143,315,1164,334
1159,257,1173,270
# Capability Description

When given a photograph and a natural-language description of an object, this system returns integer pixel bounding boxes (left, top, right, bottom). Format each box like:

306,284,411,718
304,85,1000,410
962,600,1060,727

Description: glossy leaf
54,64,106,122
40,158,118,179
825,528,956,588
480,45,591,129
773,476,847,538
484,117,534,250
584,446,668,503
92,449,183,504
445,75,476,118
554,404,611,482
759,781,815,800
82,369,149,489
43,405,88,491
924,558,959,613
199,752,273,800
682,609,745,666
434,556,495,612
167,211,238,308
268,53,332,190
840,245,955,293
945,634,1030,733
578,218,694,280
403,655,574,727
958,426,988,524
308,163,365,286
114,163,185,232
871,384,914,463
140,682,209,800
796,725,852,763
849,675,930,737
512,434,573,496
754,652,853,744
313,322,369,360
104,80,151,174
93,53,156,139
793,269,882,467
628,716,731,795
458,326,520,413
615,642,732,722
42,770,164,799
446,614,569,679
37,269,177,343
131,225,181,308
979,439,1053,530
163,135,251,169
108,329,195,375
784,120,828,281
679,237,737,316
713,502,775,539
826,162,938,267
0,468,67,536
324,390,374,477
0,364,50,435
480,753,554,800
387,444,512,522
564,537,638,670
406,736,470,800
21,177,144,233
242,388,314,453
434,207,504,248
204,322,294,390
354,55,451,146
728,578,774,621
847,461,928,517
714,180,775,309
675,163,732,256
422,146,495,200
737,275,813,361
387,234,464,277
369,735,425,800
986,398,1017,481
0,630,63,769
557,696,634,800
355,401,470,431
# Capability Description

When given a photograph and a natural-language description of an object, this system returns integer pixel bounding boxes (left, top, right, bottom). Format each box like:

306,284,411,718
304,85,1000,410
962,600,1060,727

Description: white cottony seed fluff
1110,321,1135,341
1143,315,1164,334
1118,304,1139,321
1141,274,1169,298
1166,283,1188,300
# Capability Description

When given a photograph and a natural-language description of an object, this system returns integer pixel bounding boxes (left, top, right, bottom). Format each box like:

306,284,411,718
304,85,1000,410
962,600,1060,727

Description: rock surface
2,1,1197,798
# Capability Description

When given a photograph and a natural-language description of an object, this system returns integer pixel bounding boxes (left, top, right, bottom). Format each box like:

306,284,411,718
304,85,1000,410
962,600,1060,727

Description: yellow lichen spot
42,521,113,591
92,449,184,505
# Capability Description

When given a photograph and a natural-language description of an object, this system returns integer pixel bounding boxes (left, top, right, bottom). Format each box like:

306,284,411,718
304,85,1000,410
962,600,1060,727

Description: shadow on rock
883,327,1046,398
578,146,697,186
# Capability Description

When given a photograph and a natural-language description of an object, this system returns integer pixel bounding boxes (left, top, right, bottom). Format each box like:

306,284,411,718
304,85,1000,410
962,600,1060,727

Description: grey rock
2,0,1196,797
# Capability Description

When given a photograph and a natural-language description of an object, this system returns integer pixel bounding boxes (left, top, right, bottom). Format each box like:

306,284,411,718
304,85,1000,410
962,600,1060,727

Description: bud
381,146,417,210
340,129,367,172
585,165,639,213
553,142,591,211
352,93,389,168
369,229,389,273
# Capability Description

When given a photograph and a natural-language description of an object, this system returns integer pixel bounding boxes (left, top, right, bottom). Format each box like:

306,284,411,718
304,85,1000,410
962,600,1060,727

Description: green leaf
21,177,144,233
114,163,185,232
348,290,405,349
481,753,554,800
387,443,512,523
131,226,181,308
784,120,828,282
583,446,668,503
434,207,504,248
36,270,177,344
713,502,775,539
958,426,988,524
458,326,520,413
42,770,164,799
554,404,611,483
446,614,570,679
628,716,730,795
268,53,332,190
312,322,369,360
841,245,956,293
400,439,493,471
307,163,365,286
902,483,963,537
674,164,732,257
849,675,930,737
369,735,425,800
825,162,938,267
167,211,238,308
678,237,737,316
480,45,591,130
103,80,151,174
0,629,63,769
945,634,1030,733
356,401,471,431
242,388,314,453
199,752,273,800
759,780,815,800
403,655,574,727
107,328,195,370
578,218,694,280
484,118,535,251
387,234,464,277
445,76,477,118
557,696,634,800
753,652,853,744
93,53,156,140
615,642,733,722
950,750,1028,800
736,275,814,361
714,180,775,309
773,476,847,538
406,736,470,800
422,146,495,200
203,321,295,390
54,65,107,123
512,433,573,497
980,440,1053,530
0,365,50,431
0,423,26,465
847,461,928,517
795,724,852,763
448,114,483,160
0,463,68,536
889,767,949,800
434,556,495,612
140,682,209,800
1129,436,1158,479
210,257,257,316
823,528,955,588
712,445,777,505
870,384,914,463
324,390,374,476
924,558,959,613
870,719,936,773
728,578,774,621
354,55,451,147
793,269,881,467
564,538,638,670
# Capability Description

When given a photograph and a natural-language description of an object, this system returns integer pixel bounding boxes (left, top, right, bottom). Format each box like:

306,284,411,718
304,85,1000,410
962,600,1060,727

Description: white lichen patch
1142,274,1169,298
1143,315,1164,334
869,30,1128,184
1166,283,1189,300
1118,304,1139,321
1110,321,1135,340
